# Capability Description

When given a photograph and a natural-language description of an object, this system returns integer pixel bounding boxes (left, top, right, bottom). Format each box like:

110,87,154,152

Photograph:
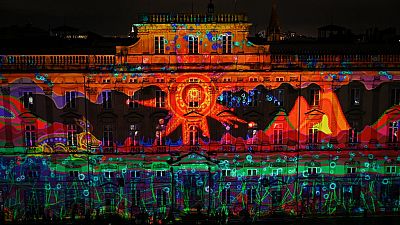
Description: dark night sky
1,0,399,37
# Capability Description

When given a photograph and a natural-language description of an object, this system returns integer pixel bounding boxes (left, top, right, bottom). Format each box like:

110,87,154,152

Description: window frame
247,169,257,176
128,90,140,109
350,88,361,106
103,124,114,147
391,88,400,106
308,125,320,144
222,34,232,54
188,35,199,54
67,124,78,146
388,121,399,143
273,123,284,145
310,88,320,106
65,91,76,109
24,125,36,147
22,91,34,110
155,90,166,108
102,90,112,109
154,36,165,54
188,88,201,108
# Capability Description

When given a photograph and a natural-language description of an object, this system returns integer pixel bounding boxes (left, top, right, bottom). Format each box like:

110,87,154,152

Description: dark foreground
2,215,400,225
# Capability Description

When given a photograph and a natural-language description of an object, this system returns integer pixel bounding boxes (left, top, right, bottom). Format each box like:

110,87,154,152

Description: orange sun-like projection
140,74,246,144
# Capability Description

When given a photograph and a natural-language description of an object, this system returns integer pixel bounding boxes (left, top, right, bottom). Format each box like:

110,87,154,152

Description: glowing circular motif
78,173,85,180
246,155,253,162
83,190,89,196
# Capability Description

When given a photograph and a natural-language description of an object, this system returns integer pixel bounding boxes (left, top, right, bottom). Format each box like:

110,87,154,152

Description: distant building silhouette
267,0,282,42
317,24,354,42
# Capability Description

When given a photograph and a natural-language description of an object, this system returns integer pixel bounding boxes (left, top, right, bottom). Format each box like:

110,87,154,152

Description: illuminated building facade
0,12,400,222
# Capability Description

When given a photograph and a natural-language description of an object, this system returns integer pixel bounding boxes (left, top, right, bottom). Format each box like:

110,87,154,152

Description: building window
131,170,141,178
247,122,258,140
156,170,167,177
247,169,257,176
154,36,165,54
69,171,79,179
156,189,168,206
22,91,34,109
347,167,357,174
103,125,113,147
132,189,141,206
128,91,140,109
188,35,199,54
273,123,283,144
67,124,78,146
129,124,140,146
188,78,199,83
221,169,231,177
249,77,258,82
249,90,258,107
222,34,232,54
27,169,39,179
386,166,396,174
102,78,111,84
102,91,112,109
310,88,320,106
388,121,399,143
272,168,282,176
307,167,320,175
247,188,257,204
25,125,36,147
221,188,231,204
104,171,115,179
223,77,231,82
156,119,166,146
189,125,199,146
308,126,319,143
391,88,400,106
188,88,200,108
155,90,166,108
273,89,284,107
65,91,76,108
155,129,165,146
350,88,361,106
348,121,359,143
219,91,232,107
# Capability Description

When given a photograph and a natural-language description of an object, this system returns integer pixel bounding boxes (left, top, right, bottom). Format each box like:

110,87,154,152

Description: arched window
189,125,199,146
188,88,200,108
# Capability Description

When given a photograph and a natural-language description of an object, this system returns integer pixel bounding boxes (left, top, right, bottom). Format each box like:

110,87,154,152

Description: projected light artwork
0,12,399,223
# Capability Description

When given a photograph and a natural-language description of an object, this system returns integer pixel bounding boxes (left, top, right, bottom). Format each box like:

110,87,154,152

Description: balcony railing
138,13,248,24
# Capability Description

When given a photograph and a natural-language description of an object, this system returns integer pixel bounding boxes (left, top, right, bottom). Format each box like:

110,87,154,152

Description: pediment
19,111,38,119
168,151,219,166
216,110,237,117
270,107,287,118
385,107,400,115
305,108,325,115
243,110,264,118
60,110,82,120
184,110,204,117
124,111,144,120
